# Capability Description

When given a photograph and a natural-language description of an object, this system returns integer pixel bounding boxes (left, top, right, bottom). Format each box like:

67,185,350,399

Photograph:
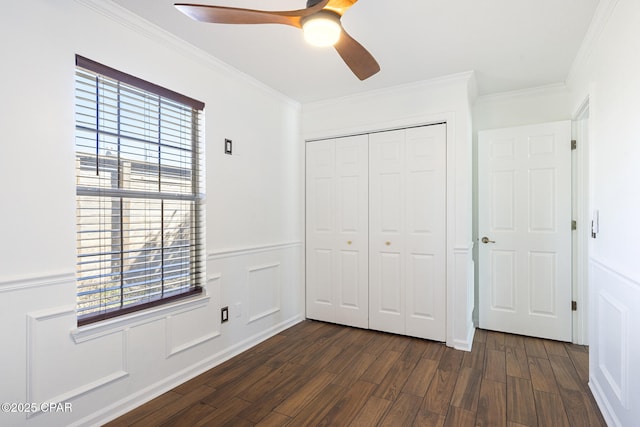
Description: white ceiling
112,0,599,103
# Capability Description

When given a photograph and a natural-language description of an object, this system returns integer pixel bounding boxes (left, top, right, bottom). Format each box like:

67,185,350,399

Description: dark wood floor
105,320,606,426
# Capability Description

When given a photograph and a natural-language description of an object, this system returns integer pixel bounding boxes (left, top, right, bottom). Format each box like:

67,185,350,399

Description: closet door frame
305,111,468,350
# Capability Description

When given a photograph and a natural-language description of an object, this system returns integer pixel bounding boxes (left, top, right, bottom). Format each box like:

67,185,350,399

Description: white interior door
478,121,572,341
369,125,447,341
306,135,369,328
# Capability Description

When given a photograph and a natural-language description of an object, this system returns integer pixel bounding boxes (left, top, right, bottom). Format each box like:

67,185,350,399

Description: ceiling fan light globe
302,13,341,47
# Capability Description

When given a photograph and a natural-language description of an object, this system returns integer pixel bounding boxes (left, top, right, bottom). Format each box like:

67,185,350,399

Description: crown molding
74,0,301,109
303,71,476,110
474,82,568,105
566,0,620,86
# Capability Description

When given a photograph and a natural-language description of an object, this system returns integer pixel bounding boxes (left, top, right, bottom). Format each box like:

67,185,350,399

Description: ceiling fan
174,0,380,80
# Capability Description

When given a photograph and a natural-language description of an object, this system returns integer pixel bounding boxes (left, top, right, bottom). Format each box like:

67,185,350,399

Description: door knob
481,237,495,244
347,240,352,245
385,241,391,246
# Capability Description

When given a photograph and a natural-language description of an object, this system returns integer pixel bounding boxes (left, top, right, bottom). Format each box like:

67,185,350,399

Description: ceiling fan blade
334,27,380,80
325,0,359,15
175,1,329,28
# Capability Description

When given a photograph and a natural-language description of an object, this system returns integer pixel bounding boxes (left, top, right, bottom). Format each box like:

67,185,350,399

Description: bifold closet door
306,135,369,328
369,125,447,341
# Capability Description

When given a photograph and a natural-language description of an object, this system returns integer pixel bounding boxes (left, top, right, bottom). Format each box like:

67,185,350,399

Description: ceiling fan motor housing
306,0,326,8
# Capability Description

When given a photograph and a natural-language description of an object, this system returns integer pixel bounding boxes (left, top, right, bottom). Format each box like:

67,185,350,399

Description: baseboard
589,375,621,427
74,314,304,427
451,323,476,352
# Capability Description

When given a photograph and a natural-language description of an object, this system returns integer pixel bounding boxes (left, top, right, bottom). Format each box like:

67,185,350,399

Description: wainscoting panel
247,263,281,324
166,286,221,358
27,307,128,415
589,258,639,427
207,242,303,331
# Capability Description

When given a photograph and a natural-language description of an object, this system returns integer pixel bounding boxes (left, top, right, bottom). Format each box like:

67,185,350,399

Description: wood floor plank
544,339,569,357
315,379,376,426
130,385,215,427
528,356,560,394
104,391,184,427
504,333,526,349
485,349,507,383
438,346,464,372
524,337,548,359
506,346,530,379
222,416,253,427
204,356,273,392
421,369,459,415
559,388,607,427
378,392,422,427
422,341,446,361
272,370,336,417
289,341,343,370
474,328,488,343
330,351,377,387
159,402,215,427
566,346,589,384
384,333,411,353
234,361,304,404
286,383,345,427
462,339,485,370
373,358,415,401
413,408,446,427
239,366,322,422
450,367,482,412
507,376,537,426
362,330,396,356
533,390,570,427
194,397,252,427
106,323,605,427
476,379,507,427
254,412,291,427
444,406,476,427
350,396,392,427
486,331,506,351
402,357,439,397
325,325,370,350
359,349,402,384
322,342,364,374
402,337,430,363
548,354,584,392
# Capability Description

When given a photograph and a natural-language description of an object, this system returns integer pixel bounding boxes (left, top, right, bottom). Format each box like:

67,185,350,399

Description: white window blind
74,56,205,326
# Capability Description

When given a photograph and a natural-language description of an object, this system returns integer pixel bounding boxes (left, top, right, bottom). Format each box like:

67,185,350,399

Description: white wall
302,73,476,350
0,1,304,426
566,0,640,425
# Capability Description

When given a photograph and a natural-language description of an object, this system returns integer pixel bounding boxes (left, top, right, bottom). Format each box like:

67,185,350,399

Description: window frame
74,55,205,326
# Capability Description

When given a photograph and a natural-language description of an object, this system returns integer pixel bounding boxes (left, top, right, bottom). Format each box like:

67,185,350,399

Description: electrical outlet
221,306,229,323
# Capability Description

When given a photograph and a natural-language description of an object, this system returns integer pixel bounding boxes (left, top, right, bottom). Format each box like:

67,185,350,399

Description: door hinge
571,301,577,311
571,220,577,230
571,140,577,150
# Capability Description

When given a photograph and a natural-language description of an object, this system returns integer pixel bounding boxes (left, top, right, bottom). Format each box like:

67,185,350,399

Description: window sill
70,292,210,344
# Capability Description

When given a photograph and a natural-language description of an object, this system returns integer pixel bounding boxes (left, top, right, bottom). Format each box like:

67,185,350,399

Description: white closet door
306,135,369,328
369,129,406,334
369,125,447,341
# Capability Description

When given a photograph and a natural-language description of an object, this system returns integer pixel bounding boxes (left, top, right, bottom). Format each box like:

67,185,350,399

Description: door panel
369,130,405,334
306,135,369,328
405,125,447,340
479,121,571,341
369,125,446,341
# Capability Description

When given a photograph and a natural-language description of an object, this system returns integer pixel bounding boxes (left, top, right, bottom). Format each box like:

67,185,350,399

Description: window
74,55,205,326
